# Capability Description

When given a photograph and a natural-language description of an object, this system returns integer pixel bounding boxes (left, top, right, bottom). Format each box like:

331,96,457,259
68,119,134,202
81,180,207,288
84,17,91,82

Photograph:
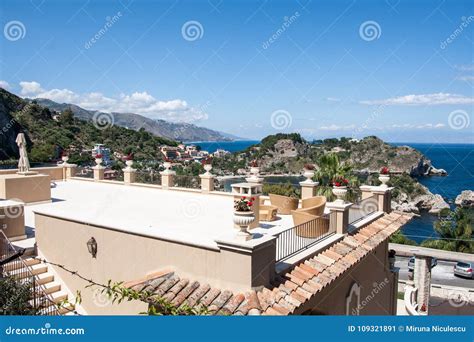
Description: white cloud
456,75,474,81
20,81,43,95
319,124,355,131
455,64,474,71
0,80,10,89
17,81,208,123
360,93,474,106
326,97,341,102
389,123,445,129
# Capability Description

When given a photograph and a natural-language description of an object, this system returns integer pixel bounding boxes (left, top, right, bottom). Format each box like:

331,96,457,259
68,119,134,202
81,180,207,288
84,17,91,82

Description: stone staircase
3,256,76,315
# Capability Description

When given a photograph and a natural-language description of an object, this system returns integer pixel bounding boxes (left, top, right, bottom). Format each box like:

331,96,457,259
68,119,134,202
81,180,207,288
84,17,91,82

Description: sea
193,140,474,244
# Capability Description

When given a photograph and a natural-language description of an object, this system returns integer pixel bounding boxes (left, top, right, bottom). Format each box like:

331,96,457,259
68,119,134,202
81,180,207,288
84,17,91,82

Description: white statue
16,133,31,174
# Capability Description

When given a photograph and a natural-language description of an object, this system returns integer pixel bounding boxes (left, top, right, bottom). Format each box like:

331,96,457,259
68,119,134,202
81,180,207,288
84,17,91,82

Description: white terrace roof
27,180,296,249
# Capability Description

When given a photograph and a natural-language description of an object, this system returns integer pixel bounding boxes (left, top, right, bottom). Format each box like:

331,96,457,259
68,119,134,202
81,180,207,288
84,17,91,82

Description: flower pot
250,167,260,175
379,174,390,188
204,164,212,175
332,186,347,203
95,158,103,166
233,211,255,241
163,162,172,170
125,160,134,168
303,170,315,183
62,156,69,163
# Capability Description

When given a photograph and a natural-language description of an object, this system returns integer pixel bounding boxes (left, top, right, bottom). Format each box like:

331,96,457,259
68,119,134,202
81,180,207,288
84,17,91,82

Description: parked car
454,261,474,279
408,256,438,272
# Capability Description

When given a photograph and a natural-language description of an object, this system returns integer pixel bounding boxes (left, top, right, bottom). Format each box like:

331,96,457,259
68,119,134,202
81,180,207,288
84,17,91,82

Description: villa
0,156,416,316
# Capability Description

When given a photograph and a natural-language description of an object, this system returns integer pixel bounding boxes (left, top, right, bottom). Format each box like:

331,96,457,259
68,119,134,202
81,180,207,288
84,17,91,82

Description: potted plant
124,153,134,169
249,159,259,174
233,196,256,240
303,163,315,183
379,167,390,187
95,154,103,166
332,176,349,203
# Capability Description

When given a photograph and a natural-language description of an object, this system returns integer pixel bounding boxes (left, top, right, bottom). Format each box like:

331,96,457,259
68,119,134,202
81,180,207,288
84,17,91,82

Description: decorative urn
204,164,213,175
125,159,134,169
232,211,255,241
332,186,347,204
379,175,390,188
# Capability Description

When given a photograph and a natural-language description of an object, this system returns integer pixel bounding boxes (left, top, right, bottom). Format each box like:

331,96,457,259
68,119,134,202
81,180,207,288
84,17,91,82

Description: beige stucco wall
298,240,396,315
0,174,51,203
34,213,275,315
0,167,63,181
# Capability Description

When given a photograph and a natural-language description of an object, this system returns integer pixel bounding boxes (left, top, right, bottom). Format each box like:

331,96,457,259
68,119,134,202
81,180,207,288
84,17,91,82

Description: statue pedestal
16,171,38,176
0,174,51,204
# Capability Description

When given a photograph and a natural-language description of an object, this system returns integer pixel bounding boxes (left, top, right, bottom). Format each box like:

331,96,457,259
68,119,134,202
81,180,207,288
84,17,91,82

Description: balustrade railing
274,214,331,262
135,171,162,185
0,230,61,315
174,175,201,189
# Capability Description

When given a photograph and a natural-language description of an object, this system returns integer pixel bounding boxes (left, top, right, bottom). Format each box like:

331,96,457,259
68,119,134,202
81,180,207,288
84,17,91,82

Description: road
395,256,474,288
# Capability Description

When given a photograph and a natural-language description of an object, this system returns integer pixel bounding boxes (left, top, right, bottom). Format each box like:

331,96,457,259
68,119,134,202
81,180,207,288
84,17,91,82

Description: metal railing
174,175,201,189
348,194,378,224
0,231,60,315
135,171,162,185
274,214,332,262
74,166,93,179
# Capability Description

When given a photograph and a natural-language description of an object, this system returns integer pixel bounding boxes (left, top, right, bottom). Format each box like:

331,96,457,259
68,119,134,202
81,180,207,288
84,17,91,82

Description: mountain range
31,98,242,142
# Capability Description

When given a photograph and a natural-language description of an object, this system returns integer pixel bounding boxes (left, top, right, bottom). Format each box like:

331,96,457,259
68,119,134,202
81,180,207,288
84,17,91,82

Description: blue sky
0,0,473,142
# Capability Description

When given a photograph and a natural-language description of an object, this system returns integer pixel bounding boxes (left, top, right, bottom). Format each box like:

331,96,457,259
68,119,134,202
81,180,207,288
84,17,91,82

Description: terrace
1,161,399,315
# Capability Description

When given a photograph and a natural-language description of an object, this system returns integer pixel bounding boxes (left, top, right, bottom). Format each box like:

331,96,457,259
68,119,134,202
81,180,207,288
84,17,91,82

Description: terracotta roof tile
200,288,221,307
162,278,189,301
185,283,210,307
125,212,413,316
208,290,233,313
220,293,245,315
172,280,200,307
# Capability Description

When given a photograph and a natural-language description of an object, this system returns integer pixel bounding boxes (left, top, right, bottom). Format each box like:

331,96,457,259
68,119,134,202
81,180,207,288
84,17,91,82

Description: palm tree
421,208,473,253
314,153,359,201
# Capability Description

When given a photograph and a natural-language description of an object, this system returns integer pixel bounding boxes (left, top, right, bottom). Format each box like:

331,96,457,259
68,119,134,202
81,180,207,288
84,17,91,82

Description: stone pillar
64,164,77,179
299,181,318,199
123,168,137,185
326,201,353,234
360,185,393,213
93,166,105,181
215,234,276,292
200,174,214,193
413,253,432,315
160,171,175,189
